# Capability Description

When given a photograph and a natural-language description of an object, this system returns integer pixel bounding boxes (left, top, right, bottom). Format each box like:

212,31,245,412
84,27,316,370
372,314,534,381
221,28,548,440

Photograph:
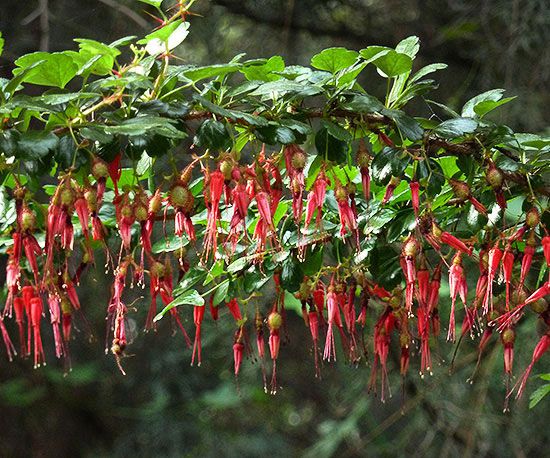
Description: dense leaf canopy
0,2,548,408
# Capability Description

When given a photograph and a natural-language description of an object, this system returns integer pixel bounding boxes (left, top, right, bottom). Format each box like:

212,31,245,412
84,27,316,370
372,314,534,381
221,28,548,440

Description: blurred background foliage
0,1,549,457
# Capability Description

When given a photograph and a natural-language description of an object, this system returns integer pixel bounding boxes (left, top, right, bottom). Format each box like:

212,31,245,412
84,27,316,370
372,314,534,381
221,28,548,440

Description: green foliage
0,4,548,417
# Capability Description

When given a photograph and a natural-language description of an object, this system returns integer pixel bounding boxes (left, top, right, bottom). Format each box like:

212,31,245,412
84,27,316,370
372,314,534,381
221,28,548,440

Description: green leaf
359,46,391,64
381,108,423,141
181,63,240,82
54,135,77,170
194,119,232,151
241,56,285,81
409,63,447,83
213,279,230,306
311,47,358,74
154,289,204,321
341,94,385,113
280,257,303,293
320,120,352,142
300,246,324,276
395,36,420,59
173,267,207,295
136,151,153,177
194,97,268,127
529,383,550,409
255,123,297,145
4,61,46,96
315,126,348,164
73,38,120,75
373,51,413,77
16,131,59,160
14,52,79,88
371,147,410,185
138,20,189,55
474,97,516,118
434,118,478,138
250,80,322,98
227,256,249,274
462,89,507,118
103,116,185,138
0,32,4,58
152,234,189,253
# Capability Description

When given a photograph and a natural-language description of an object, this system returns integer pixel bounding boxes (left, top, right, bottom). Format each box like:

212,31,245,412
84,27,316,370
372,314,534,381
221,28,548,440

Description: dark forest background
0,1,549,457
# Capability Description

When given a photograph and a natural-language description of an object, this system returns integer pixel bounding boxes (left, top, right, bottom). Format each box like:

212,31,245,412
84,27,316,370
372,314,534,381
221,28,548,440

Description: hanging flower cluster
0,9,548,407
1,139,548,407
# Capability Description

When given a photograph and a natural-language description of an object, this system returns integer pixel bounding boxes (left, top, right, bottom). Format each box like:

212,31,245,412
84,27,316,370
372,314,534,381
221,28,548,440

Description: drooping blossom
448,253,467,342
305,171,329,228
382,176,400,205
191,305,205,366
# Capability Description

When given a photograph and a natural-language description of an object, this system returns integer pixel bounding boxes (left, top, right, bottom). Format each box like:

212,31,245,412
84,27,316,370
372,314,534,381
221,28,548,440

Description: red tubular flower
409,181,420,217
496,282,550,331
448,253,467,342
227,182,250,252
209,296,219,321
203,170,224,259
382,176,400,205
377,131,394,147
305,172,329,228
501,328,515,375
401,236,419,312
62,268,81,311
417,260,430,308
108,153,122,196
233,328,245,376
91,214,106,241
13,297,26,355
440,231,473,256
74,195,90,239
334,183,358,245
4,249,21,317
255,191,274,230
513,333,550,400
417,306,432,376
268,311,283,394
22,285,35,356
469,196,488,216
323,286,338,362
227,298,242,322
543,236,550,267
369,309,396,403
0,318,16,361
61,297,72,347
191,305,205,366
115,192,135,251
22,234,42,286
30,296,45,368
47,293,64,359
146,260,164,330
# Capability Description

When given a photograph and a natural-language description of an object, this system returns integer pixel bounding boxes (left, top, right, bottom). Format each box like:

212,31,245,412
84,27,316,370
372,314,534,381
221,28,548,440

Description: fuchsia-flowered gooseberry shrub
0,2,549,409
